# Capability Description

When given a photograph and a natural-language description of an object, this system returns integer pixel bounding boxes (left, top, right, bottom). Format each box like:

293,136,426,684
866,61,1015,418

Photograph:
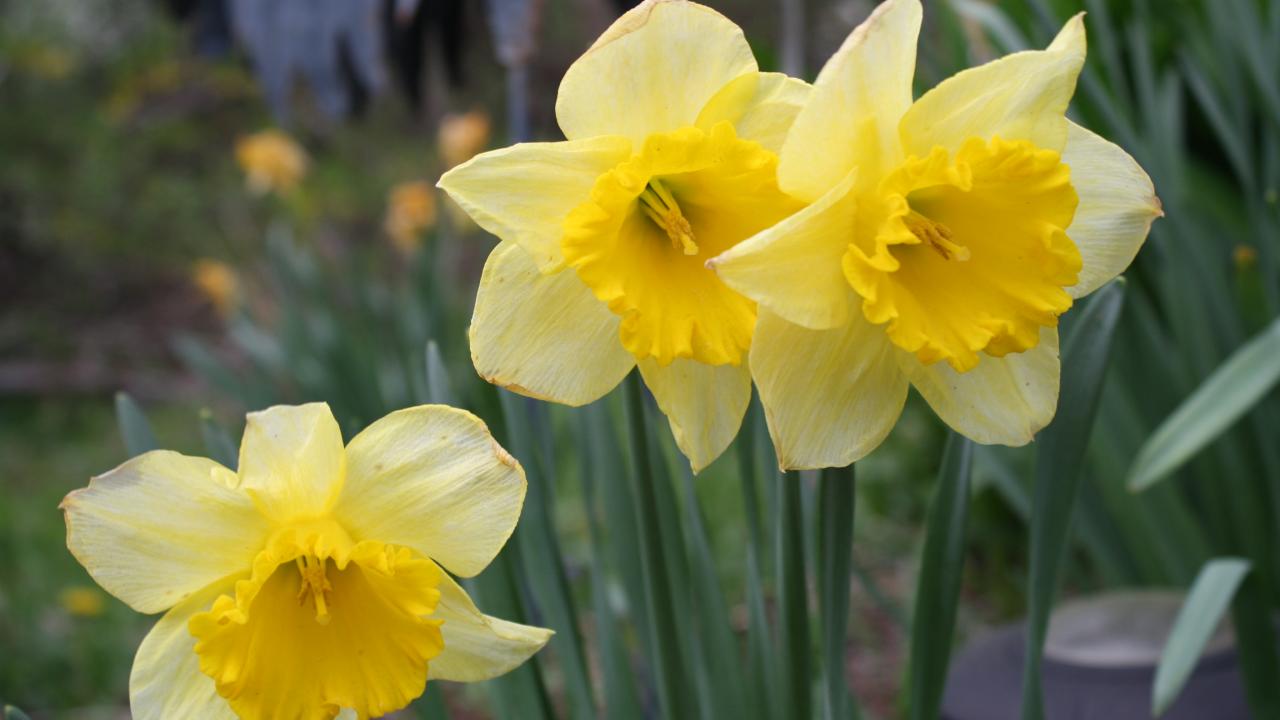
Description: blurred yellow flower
438,111,492,169
235,129,308,195
62,403,550,719
439,0,810,471
384,181,437,253
191,259,239,317
710,0,1162,468
59,586,106,617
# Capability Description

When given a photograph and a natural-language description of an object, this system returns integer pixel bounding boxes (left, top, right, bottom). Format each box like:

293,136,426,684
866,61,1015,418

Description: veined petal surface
556,0,757,145
339,405,526,578
437,137,632,272
778,0,921,201
899,14,1086,156
637,357,752,473
695,72,811,154
130,583,239,720
1062,121,1162,297
711,166,860,330
750,309,908,470
470,242,634,406
61,451,268,614
237,402,346,524
429,571,555,682
901,326,1061,445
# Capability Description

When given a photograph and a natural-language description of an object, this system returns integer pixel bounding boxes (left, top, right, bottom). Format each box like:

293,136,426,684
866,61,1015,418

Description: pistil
905,210,969,261
638,178,699,255
295,555,333,625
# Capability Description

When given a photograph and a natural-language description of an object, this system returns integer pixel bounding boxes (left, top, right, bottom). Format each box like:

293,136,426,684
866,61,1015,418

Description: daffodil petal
696,72,811,154
902,327,1060,445
429,570,554,682
750,309,908,470
471,242,635,406
900,14,1085,156
339,405,526,578
130,582,237,720
237,403,346,523
1063,121,1161,298
556,0,757,145
61,451,268,614
437,137,632,272
711,166,859,330
637,358,751,473
778,0,921,201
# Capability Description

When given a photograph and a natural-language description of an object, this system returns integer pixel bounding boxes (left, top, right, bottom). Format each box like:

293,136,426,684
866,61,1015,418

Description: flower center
904,210,969,262
842,136,1081,372
638,178,699,255
561,122,802,366
295,554,333,624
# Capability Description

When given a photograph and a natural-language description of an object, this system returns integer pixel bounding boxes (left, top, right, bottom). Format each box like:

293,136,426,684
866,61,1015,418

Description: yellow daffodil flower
384,180,438,253
235,129,308,195
438,111,492,170
438,0,810,471
192,258,240,318
61,403,551,719
710,0,1161,469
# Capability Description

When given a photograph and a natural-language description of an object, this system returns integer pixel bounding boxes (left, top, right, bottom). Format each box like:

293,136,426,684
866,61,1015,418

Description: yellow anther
905,210,970,261
295,555,333,625
638,178,700,255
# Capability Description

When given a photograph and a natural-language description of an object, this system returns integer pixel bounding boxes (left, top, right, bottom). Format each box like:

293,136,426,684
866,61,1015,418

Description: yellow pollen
905,210,969,261
638,178,699,255
295,555,333,625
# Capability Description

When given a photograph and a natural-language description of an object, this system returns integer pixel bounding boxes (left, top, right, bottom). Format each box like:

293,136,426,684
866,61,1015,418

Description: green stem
777,470,812,720
819,465,856,720
624,372,690,717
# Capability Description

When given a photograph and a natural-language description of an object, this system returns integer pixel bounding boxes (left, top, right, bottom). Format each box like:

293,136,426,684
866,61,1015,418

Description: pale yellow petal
710,166,859,330
339,405,525,578
1063,121,1161,298
902,327,1060,445
556,0,757,145
237,403,346,523
696,72,811,154
637,357,751,473
429,570,553,682
437,137,632,272
750,309,908,470
130,582,238,720
61,451,267,614
900,14,1086,156
778,0,922,201
470,242,635,406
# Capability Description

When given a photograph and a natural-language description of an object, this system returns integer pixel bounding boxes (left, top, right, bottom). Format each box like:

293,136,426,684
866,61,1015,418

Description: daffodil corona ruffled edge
710,0,1161,469
62,403,552,719
440,0,810,472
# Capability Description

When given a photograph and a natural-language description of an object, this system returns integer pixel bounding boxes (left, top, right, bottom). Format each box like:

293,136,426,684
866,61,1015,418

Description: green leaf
908,433,974,720
199,409,238,470
1128,316,1280,492
114,391,158,457
423,340,456,407
1153,558,1251,717
818,465,856,720
1021,280,1127,720
776,470,812,720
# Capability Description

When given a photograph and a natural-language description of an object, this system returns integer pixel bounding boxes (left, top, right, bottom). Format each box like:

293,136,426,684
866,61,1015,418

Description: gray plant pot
942,591,1248,720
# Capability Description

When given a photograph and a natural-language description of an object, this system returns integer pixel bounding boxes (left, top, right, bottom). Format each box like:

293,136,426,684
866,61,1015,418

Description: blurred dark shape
156,0,233,57
484,0,544,67
383,0,467,115
611,0,642,13
228,0,387,122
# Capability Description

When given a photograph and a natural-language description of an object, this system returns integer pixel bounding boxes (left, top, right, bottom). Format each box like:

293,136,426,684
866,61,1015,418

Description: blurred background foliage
1,0,1278,718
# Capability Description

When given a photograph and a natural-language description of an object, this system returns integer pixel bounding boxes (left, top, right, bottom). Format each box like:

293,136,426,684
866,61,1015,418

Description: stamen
295,555,333,625
905,210,970,261
638,179,699,255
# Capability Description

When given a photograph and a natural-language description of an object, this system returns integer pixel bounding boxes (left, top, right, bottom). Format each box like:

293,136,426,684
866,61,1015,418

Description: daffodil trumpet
439,0,810,472
62,403,551,719
710,0,1161,469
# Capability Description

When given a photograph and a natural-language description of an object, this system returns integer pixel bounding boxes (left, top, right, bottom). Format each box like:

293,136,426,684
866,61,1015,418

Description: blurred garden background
2,0,1279,718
